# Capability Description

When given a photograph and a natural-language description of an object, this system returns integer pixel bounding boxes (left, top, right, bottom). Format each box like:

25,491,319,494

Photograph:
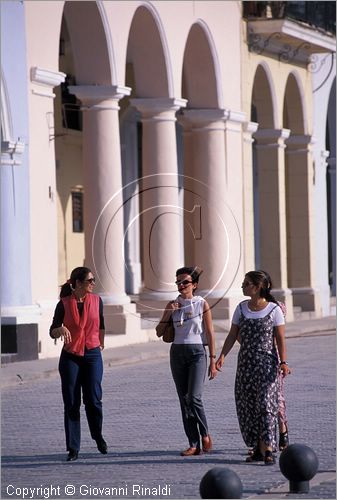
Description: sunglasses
85,277,96,284
175,280,193,286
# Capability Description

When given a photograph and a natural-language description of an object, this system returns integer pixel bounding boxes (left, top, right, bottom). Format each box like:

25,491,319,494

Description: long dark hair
60,266,92,298
245,270,278,304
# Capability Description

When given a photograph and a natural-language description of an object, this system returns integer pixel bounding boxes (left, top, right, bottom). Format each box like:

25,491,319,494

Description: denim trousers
170,343,209,448
59,347,103,452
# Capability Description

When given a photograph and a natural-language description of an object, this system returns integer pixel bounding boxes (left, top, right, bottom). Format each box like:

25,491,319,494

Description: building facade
1,1,335,361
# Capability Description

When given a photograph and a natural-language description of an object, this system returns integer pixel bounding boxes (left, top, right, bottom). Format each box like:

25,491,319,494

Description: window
72,191,84,232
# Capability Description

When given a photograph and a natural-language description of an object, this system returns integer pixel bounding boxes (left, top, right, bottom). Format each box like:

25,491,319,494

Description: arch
182,20,222,108
327,77,336,156
96,1,118,84
283,71,306,134
251,62,277,128
62,0,113,85
326,77,336,296
126,4,172,97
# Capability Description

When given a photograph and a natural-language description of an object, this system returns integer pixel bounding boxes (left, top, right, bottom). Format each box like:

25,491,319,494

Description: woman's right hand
215,354,225,372
168,301,180,312
51,326,72,344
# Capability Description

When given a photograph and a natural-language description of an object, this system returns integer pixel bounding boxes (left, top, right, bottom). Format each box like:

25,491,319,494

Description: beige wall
19,1,332,358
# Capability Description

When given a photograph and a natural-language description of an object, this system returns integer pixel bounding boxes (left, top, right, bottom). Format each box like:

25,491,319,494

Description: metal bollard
279,443,319,493
200,467,243,499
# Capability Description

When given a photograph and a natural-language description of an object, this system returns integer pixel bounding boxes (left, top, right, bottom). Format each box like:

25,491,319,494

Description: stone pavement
1,316,336,500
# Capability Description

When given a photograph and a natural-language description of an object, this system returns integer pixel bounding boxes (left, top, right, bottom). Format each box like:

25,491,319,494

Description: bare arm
275,324,291,376
203,301,217,380
215,323,240,371
156,301,177,338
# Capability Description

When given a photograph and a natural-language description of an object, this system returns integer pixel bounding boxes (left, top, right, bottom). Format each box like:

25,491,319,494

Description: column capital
225,109,247,128
183,108,228,130
69,85,131,110
130,97,187,121
254,128,291,149
182,108,246,132
30,67,66,98
285,134,313,154
243,121,259,144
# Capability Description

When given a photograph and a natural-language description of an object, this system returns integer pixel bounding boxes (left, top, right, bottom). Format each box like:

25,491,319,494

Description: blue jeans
59,347,103,452
170,344,208,448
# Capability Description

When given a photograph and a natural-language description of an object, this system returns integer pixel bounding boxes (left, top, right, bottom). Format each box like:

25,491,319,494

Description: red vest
62,293,100,356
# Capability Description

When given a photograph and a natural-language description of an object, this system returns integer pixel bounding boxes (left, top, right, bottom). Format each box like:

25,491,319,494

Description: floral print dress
235,304,279,450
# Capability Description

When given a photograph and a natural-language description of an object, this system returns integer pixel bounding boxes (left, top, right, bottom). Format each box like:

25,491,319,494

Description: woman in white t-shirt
157,266,217,456
216,270,291,465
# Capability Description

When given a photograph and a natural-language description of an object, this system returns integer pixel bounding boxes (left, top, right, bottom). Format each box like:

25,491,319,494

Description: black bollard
200,467,243,499
279,443,319,493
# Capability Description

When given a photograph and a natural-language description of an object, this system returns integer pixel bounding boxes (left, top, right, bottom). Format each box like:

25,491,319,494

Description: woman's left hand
280,363,292,377
208,361,217,380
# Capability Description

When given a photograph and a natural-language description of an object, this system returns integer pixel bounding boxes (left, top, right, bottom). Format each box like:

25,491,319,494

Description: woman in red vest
50,267,107,462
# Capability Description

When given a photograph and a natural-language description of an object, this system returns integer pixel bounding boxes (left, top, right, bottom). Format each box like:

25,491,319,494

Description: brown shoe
202,435,213,452
180,447,201,456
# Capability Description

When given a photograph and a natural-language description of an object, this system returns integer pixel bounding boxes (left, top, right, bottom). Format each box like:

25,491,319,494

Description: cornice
30,67,66,98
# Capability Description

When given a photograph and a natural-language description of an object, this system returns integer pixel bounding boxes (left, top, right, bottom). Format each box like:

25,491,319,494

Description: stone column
242,121,259,272
130,98,186,313
285,134,322,315
69,85,142,340
254,128,293,319
177,115,197,266
181,109,244,319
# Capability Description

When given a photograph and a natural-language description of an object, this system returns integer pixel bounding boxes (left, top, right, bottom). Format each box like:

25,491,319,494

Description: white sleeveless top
172,295,206,345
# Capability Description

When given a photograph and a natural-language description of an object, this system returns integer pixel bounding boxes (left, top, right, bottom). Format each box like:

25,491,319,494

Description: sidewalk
1,315,335,389
1,316,335,499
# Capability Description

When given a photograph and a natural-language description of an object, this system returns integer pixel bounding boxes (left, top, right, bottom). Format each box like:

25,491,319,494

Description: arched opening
283,74,308,294
182,23,220,109
54,1,112,283
181,22,222,275
251,64,277,272
326,78,336,296
121,5,172,294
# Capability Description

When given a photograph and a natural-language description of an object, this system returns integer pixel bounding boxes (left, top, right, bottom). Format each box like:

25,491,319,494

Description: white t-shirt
172,295,206,345
232,300,285,326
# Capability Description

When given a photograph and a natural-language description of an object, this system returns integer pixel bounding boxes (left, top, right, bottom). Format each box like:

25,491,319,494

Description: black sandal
264,450,275,465
246,448,263,462
279,427,289,451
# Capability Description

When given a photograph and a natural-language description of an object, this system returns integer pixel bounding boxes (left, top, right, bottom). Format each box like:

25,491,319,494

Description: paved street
1,322,336,499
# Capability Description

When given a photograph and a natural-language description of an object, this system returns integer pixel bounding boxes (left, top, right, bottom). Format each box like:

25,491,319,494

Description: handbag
156,316,175,343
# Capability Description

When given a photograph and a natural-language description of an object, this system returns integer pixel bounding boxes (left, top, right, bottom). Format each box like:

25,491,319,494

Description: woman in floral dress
216,270,291,465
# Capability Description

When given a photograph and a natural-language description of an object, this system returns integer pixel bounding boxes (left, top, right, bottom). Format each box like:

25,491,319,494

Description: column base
1,305,41,362
135,290,178,319
103,303,155,348
1,324,39,363
202,294,243,320
290,287,322,317
271,288,294,322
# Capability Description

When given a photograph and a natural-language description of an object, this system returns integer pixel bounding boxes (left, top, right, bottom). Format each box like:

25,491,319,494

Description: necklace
73,291,86,303
249,299,267,311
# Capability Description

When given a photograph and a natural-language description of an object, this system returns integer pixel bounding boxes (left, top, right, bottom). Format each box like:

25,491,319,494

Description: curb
1,320,335,389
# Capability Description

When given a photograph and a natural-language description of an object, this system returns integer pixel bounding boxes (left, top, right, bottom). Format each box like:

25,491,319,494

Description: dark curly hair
176,266,203,284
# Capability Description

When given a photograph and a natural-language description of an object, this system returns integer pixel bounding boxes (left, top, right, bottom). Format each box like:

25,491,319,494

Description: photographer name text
6,483,172,498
